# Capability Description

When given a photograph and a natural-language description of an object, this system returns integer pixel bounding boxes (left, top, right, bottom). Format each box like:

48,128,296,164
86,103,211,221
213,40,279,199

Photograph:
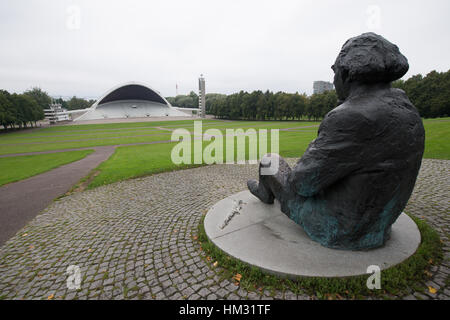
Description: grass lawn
87,142,197,189
422,120,450,159
0,118,448,188
0,150,94,187
0,133,173,155
87,118,448,189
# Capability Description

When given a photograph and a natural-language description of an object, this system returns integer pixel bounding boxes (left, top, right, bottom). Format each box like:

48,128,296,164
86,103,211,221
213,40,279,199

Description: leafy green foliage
23,87,51,111
207,90,338,121
66,96,94,110
166,92,227,110
0,89,45,130
393,69,450,118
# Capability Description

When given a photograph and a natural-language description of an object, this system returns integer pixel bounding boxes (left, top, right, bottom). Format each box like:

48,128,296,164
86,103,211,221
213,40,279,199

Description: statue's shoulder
387,87,412,103
391,87,407,95
336,88,415,121
323,101,369,124
318,102,373,136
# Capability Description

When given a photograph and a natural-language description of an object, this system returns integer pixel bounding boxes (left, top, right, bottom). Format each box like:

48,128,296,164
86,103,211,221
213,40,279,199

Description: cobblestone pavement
0,159,448,300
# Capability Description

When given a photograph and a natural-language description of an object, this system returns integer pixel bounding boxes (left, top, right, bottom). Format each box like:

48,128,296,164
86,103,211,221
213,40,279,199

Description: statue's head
331,32,409,101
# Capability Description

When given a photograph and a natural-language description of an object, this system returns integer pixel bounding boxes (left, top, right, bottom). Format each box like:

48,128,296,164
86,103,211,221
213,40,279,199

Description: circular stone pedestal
204,190,421,278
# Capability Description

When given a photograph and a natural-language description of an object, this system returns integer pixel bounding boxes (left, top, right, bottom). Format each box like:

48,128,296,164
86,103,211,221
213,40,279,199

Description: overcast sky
0,0,449,99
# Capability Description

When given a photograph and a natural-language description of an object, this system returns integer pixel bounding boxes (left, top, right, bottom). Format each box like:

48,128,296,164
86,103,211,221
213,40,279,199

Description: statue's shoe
247,179,274,204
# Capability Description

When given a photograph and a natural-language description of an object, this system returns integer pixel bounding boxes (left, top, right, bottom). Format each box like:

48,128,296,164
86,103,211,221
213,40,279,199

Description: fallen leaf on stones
47,294,54,300
22,233,28,237
213,261,218,267
428,286,437,294
87,249,92,253
233,274,242,283
206,256,211,261
192,235,198,240
424,270,433,277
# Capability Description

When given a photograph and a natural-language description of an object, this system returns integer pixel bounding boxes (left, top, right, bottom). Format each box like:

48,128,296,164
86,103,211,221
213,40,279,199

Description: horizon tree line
168,69,450,120
0,87,95,130
1,68,448,130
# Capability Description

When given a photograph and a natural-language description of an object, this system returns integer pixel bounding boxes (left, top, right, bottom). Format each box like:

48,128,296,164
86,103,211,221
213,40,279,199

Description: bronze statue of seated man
248,32,425,250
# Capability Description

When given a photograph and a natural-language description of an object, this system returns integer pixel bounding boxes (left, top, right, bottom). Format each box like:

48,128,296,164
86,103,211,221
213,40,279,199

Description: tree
0,90,15,130
255,93,268,120
24,87,51,110
66,96,91,110
292,93,307,120
393,70,450,118
189,91,199,108
205,93,226,114
9,94,40,128
54,97,69,109
181,69,450,120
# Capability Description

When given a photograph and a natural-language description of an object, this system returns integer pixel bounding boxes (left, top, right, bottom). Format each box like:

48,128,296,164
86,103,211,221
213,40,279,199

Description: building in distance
44,101,70,124
313,81,334,94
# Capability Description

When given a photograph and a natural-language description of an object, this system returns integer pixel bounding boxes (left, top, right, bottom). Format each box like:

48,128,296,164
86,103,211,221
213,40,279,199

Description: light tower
198,74,206,118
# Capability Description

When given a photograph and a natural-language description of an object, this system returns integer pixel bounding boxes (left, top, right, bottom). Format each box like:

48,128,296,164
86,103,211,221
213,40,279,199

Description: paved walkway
0,159,448,300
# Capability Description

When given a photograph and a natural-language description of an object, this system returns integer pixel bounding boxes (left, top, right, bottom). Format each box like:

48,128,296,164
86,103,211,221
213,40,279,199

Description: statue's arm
290,110,369,197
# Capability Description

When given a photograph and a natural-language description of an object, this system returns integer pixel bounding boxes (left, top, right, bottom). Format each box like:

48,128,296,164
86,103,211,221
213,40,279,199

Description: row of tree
165,92,227,110
166,91,199,109
1,69,447,130
393,69,450,118
55,96,96,111
0,87,95,130
166,90,338,121
208,90,338,121
0,89,46,130
167,69,449,120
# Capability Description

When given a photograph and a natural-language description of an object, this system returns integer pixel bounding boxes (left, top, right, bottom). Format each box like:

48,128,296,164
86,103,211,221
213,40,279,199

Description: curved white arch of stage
73,82,187,121
74,100,187,121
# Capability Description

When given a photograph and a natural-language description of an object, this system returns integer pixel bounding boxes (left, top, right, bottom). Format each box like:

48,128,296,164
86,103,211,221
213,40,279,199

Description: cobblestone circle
0,159,448,300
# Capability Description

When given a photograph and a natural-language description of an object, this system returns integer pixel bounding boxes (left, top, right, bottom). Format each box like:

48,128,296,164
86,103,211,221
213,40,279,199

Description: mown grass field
0,119,317,155
0,118,448,189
